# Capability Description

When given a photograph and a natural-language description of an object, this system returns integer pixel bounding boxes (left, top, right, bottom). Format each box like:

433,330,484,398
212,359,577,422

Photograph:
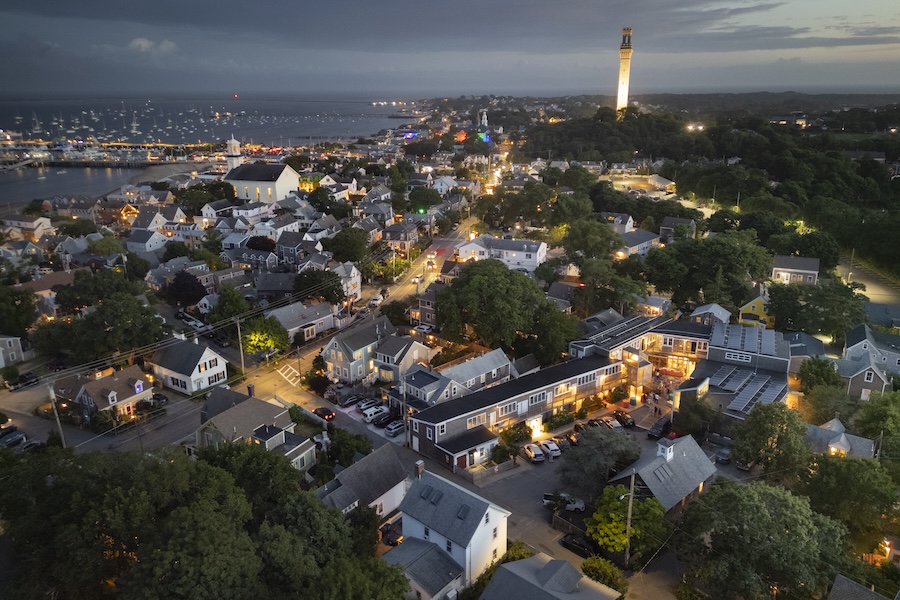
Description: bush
88,410,114,434
0,366,19,383
543,411,575,432
491,444,516,464
581,557,628,597
674,583,705,600
500,422,531,446
577,406,588,419
610,385,629,403
0,411,7,425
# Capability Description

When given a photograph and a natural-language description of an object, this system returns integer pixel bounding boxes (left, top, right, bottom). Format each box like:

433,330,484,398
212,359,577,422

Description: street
836,255,900,305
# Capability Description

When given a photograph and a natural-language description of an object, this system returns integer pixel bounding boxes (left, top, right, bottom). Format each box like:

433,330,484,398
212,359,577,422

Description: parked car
380,288,390,298
380,522,403,546
176,309,189,321
573,422,586,433
560,534,598,558
539,440,561,458
564,431,580,446
411,275,421,284
647,416,673,440
0,425,18,440
523,443,545,463
414,324,433,334
313,407,336,421
600,415,623,430
552,435,571,451
587,419,601,428
373,411,400,428
339,394,362,408
715,447,732,464
613,410,635,427
542,492,585,512
363,405,389,423
16,440,46,454
212,335,232,348
356,307,371,319
152,393,169,405
736,460,753,471
6,372,39,391
356,398,381,413
369,295,384,307
1,431,26,449
385,420,406,437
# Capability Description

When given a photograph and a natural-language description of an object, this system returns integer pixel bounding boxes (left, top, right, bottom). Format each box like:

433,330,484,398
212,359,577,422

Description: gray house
480,553,619,600
315,443,410,516
323,316,396,384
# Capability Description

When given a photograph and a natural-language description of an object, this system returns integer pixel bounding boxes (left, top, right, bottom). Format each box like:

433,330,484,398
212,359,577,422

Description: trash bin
630,397,637,406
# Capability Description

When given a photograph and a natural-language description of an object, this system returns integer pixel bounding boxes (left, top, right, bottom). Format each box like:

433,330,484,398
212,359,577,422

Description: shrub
500,422,531,446
577,406,588,419
491,444,513,464
543,411,575,432
0,411,7,425
610,385,629,403
0,366,19,383
88,410,114,434
582,557,628,597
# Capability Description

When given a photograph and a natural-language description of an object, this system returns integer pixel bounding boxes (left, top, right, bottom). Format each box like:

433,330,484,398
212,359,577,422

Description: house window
529,392,547,406
413,421,419,433
526,253,532,259
427,428,433,440
724,351,752,363
5,340,11,348
424,527,429,540
865,371,875,383
493,548,498,560
663,336,674,347
491,369,498,378
485,513,490,525
446,540,452,553
467,414,486,429
500,402,517,417
209,358,218,368
208,372,225,385
493,526,498,540
438,424,446,436
9,353,15,362
299,456,306,468
199,362,207,373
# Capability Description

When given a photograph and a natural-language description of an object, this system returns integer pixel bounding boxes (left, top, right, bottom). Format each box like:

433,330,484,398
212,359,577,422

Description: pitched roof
332,315,396,354
660,216,696,228
265,301,334,331
610,436,716,511
806,420,875,458
620,228,659,246
383,538,463,597
690,303,732,323
827,574,890,600
480,553,620,600
80,365,151,411
201,387,253,423
400,471,507,548
150,339,218,374
225,163,289,182
203,397,292,442
412,356,613,425
438,348,510,385
315,443,409,512
772,254,820,272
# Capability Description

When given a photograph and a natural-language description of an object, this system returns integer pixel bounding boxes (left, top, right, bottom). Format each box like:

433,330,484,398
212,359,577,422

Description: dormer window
108,391,118,405
134,381,143,394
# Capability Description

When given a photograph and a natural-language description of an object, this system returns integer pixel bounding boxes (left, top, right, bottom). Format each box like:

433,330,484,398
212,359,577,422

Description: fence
456,458,518,485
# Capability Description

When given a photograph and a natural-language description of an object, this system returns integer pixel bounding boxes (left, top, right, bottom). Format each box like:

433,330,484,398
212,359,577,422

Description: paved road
836,256,900,305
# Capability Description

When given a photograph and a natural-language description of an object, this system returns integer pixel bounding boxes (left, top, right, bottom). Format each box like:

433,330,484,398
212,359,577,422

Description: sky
2,0,900,99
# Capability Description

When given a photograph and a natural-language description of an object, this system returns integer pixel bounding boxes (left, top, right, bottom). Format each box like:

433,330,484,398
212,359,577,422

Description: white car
411,275,421,284
539,440,561,458
523,444,545,463
414,324,433,334
363,405,389,423
426,251,437,259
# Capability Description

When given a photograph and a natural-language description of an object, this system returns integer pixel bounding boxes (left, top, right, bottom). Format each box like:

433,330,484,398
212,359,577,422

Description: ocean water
0,96,407,147
0,166,136,206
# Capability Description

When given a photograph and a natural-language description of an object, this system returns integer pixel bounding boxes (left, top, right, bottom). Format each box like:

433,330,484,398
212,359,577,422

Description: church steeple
226,135,243,172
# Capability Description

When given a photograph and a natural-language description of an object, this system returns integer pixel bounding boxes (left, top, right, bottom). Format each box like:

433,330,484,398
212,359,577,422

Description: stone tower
226,135,243,172
616,27,633,115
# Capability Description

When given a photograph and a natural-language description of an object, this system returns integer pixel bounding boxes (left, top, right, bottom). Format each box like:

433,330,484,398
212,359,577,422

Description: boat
57,169,67,175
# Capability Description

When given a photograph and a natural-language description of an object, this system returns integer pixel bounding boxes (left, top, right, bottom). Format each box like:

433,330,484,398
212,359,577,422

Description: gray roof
126,229,158,244
690,303,732,323
620,228,660,247
255,272,296,294
439,348,510,385
512,354,541,377
201,387,253,423
772,254,820,273
806,419,875,458
150,339,218,373
203,397,292,442
400,471,505,548
383,538,463,597
610,436,717,511
333,315,396,354
480,553,619,600
412,356,613,425
225,163,289,182
265,301,334,331
783,331,826,358
830,353,885,379
315,443,409,512
660,216,695,228
865,303,900,328
827,574,890,600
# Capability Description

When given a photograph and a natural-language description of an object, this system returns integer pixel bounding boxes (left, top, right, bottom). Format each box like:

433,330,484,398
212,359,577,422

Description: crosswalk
277,364,303,387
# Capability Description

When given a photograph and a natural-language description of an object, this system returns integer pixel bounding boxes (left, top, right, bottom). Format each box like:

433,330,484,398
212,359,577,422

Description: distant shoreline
127,162,213,185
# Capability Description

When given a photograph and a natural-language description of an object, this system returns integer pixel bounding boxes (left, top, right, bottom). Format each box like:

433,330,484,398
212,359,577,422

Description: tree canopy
54,269,145,315
766,281,868,343
585,483,670,565
854,391,900,485
167,270,208,307
0,444,408,600
674,480,845,600
0,286,36,336
798,356,842,392
321,227,370,263
242,316,290,354
732,403,809,480
557,427,640,498
293,270,345,305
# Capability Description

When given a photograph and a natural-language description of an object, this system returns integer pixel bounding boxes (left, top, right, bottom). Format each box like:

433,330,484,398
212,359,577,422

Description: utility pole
235,316,245,374
625,470,635,567
48,385,67,449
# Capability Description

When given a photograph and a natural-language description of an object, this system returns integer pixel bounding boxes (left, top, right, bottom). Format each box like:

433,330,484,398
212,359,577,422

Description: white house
330,261,362,302
455,234,547,273
395,469,510,589
224,163,299,203
431,176,458,196
147,339,228,394
265,301,336,342
315,443,410,516
125,229,168,253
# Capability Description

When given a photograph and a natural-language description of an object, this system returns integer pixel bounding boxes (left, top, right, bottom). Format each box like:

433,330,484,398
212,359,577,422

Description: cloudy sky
2,0,899,98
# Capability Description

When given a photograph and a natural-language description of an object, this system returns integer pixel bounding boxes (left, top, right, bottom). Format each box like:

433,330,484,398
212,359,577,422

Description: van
369,294,384,307
363,405,389,423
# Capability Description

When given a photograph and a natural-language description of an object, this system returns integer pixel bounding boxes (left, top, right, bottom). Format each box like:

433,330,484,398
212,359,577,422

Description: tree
246,235,276,252
323,227,370,263
767,281,868,343
163,241,191,261
585,484,670,565
674,480,845,600
55,218,97,237
408,187,442,214
202,229,223,254
798,356,842,392
54,269,143,315
87,234,124,255
460,541,534,600
581,557,628,597
801,455,897,552
551,193,593,226
380,300,410,326
732,403,809,479
799,385,851,426
167,270,208,307
124,252,150,281
293,270,345,305
674,394,720,439
563,219,620,264
242,316,290,355
327,427,373,468
0,287,36,336
558,427,640,498
854,391,900,484
518,302,579,365
206,287,249,334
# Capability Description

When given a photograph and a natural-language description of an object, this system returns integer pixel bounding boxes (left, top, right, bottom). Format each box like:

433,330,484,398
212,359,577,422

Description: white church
222,136,299,203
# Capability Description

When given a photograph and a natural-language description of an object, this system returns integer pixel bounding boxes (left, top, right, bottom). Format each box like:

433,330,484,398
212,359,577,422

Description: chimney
415,460,425,480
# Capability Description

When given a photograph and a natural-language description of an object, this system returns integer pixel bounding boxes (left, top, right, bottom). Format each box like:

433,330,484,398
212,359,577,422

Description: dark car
373,411,400,428
587,419,601,428
613,410,635,427
6,372,39,391
1,431,27,449
380,522,403,546
313,407,336,421
560,534,598,558
152,393,169,405
380,288,390,298
339,394,362,408
715,447,732,464
573,422,586,433
564,431,580,446
212,336,232,348
16,440,46,454
0,425,18,440
647,416,673,440
552,435,571,451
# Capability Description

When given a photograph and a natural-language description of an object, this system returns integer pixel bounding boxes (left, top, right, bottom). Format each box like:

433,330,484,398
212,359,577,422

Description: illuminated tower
226,135,243,172
616,27,633,115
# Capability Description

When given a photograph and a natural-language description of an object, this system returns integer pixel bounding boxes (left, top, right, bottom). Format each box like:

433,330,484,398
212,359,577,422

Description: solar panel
709,366,735,387
722,370,753,392
727,330,743,350
745,327,759,352
761,330,776,356
757,382,787,405
710,325,727,348
726,375,770,412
